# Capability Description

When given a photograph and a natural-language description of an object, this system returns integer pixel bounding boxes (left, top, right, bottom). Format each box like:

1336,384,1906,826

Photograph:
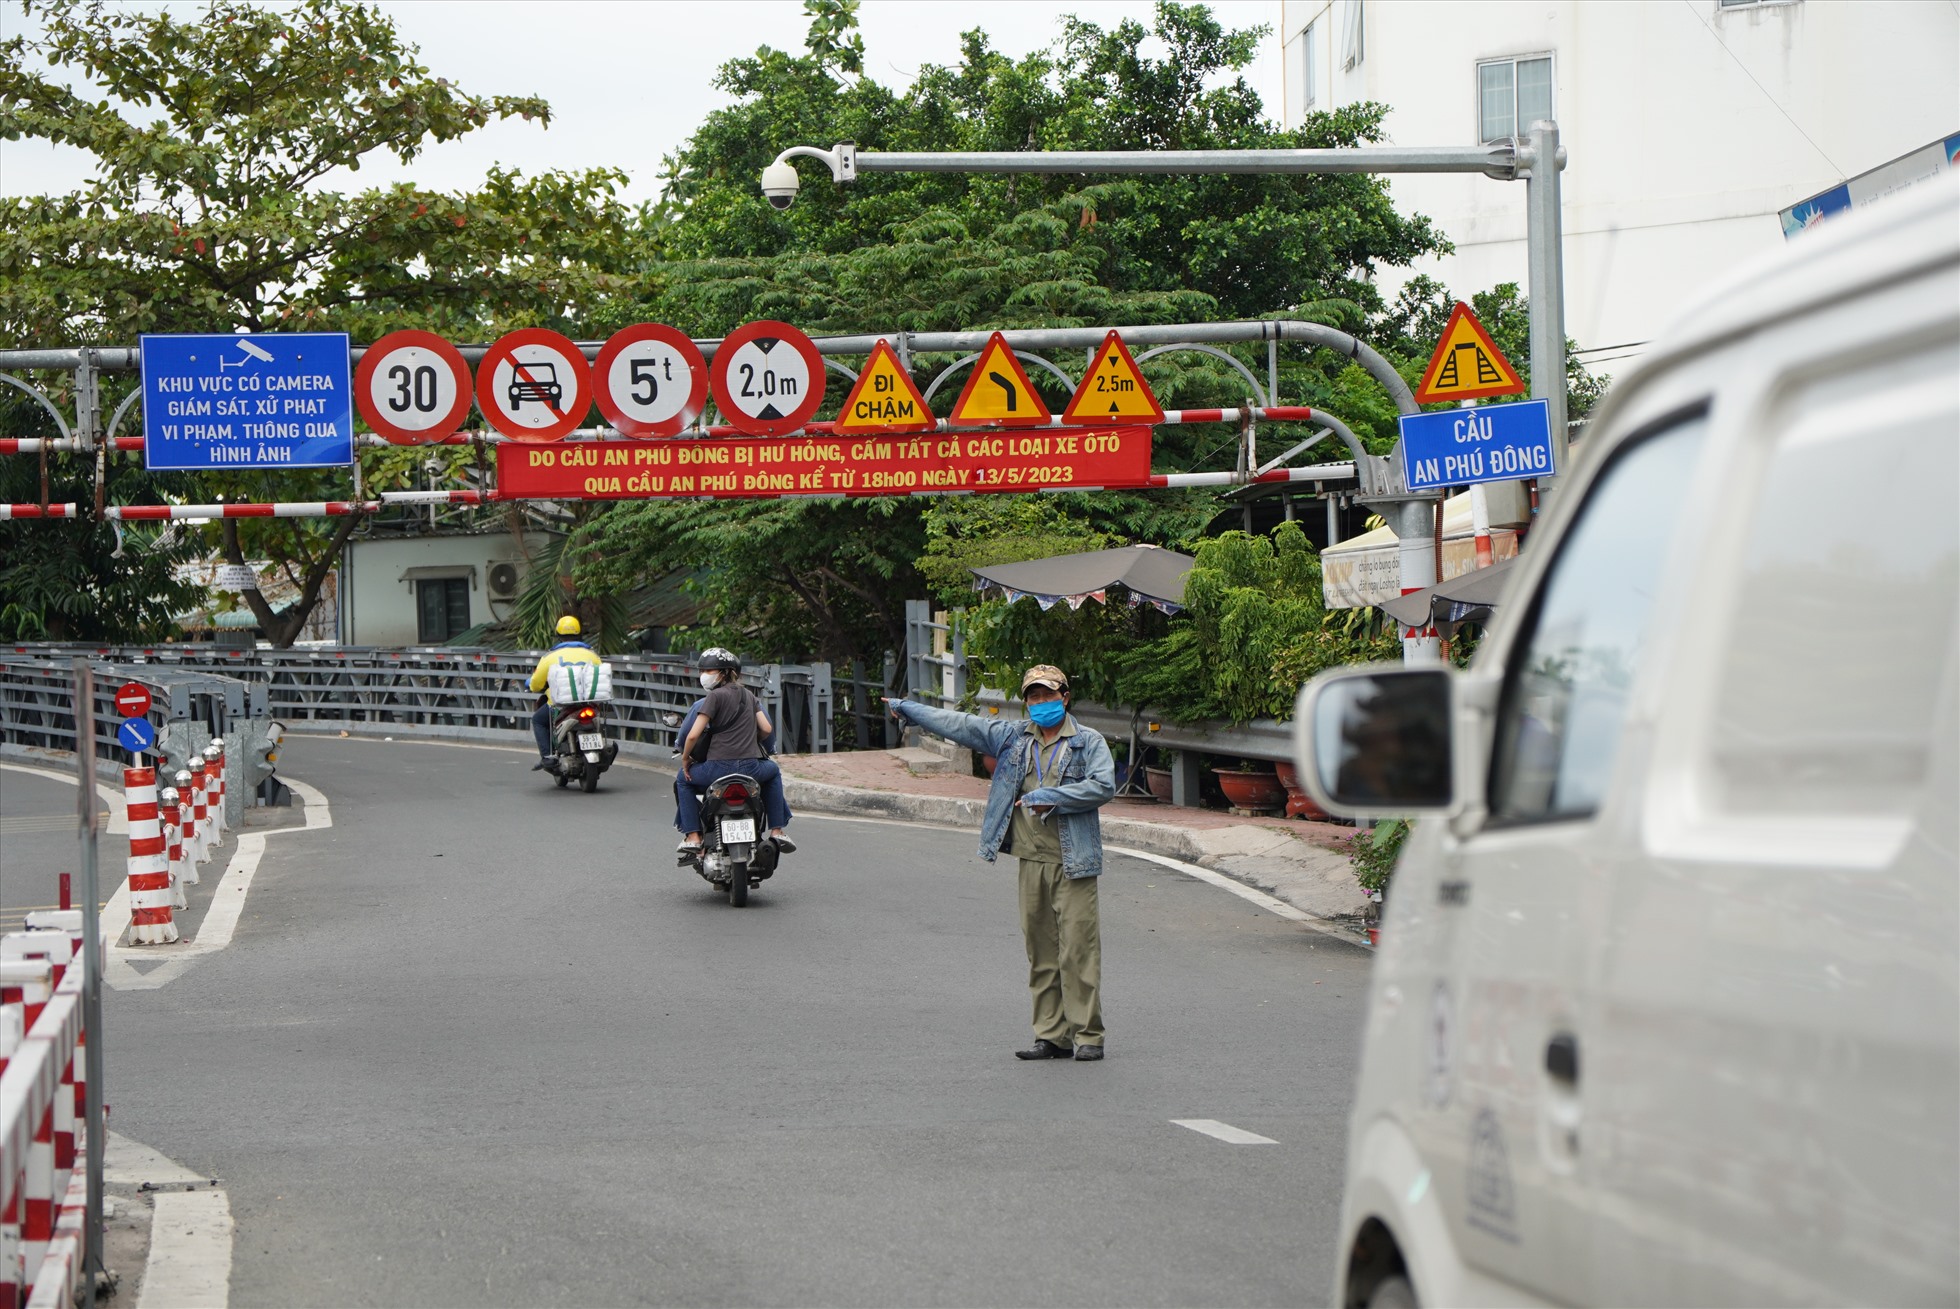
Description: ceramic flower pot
1212,767,1286,814
1142,766,1175,804
1273,761,1329,821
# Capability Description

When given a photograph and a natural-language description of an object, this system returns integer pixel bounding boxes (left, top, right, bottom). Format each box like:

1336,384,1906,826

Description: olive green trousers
1018,859,1103,1048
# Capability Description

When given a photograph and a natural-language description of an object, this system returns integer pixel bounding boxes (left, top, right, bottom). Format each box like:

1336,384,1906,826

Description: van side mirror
1292,667,1455,817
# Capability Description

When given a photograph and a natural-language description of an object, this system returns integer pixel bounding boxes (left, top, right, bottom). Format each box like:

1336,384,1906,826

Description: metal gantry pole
73,657,107,1307
1524,121,1570,484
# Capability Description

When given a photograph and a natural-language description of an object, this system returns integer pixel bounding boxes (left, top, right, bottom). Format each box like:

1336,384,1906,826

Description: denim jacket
893,700,1116,878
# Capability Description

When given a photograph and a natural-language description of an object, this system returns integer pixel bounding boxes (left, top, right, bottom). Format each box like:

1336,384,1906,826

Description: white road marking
101,1132,233,1309
1105,844,1368,947
108,775,332,991
1172,1119,1278,1145
0,761,129,831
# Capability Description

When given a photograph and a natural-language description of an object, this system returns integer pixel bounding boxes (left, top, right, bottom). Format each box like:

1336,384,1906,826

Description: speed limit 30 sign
477,328,592,442
595,323,708,438
354,330,474,445
709,319,825,437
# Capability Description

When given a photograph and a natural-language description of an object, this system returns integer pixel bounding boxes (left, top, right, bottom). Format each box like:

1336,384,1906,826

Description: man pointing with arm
887,665,1116,1061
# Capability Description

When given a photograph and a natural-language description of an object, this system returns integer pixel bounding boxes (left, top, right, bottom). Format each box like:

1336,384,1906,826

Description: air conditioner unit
487,562,521,601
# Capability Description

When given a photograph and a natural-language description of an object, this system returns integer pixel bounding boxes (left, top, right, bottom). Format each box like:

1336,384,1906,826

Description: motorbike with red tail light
549,700,618,792
682,772,778,906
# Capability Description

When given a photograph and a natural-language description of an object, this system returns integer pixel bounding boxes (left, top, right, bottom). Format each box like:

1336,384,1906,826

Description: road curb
780,774,1372,939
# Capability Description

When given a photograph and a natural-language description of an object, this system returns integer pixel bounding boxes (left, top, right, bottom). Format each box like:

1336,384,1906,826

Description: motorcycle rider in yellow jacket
528,616,603,771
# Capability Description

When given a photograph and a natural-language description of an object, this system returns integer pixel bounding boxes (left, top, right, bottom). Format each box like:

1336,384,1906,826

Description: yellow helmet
555,616,582,637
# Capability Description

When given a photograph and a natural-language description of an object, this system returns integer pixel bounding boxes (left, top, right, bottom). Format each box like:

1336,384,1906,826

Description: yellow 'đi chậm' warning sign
1063,331,1165,424
948,332,1053,428
1413,301,1527,404
835,340,935,434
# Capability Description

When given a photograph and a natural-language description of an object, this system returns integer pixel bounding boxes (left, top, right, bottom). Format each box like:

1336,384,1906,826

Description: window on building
1303,19,1320,110
1342,0,1364,70
1477,54,1554,144
416,576,471,644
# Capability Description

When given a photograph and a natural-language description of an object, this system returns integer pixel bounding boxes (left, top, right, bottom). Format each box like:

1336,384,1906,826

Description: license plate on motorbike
578,733,606,751
718,816,757,845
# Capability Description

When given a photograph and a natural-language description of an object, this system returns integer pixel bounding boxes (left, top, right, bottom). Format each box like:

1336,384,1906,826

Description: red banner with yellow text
494,427,1153,500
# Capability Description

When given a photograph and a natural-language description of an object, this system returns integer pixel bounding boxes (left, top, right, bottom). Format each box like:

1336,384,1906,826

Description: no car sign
477,328,592,442
594,324,708,438
354,330,474,445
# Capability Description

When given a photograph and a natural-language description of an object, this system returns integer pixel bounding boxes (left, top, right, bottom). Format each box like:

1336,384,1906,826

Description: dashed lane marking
1172,1119,1278,1145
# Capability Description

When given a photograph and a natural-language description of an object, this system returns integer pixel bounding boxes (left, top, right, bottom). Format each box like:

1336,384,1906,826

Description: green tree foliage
578,0,1456,667
0,0,632,644
1113,522,1396,724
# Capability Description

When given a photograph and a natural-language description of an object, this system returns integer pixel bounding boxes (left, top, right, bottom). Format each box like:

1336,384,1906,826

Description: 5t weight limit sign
354,330,474,445
595,323,708,438
709,319,824,437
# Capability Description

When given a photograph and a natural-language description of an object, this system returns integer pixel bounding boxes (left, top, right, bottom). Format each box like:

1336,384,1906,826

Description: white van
1295,179,1958,1308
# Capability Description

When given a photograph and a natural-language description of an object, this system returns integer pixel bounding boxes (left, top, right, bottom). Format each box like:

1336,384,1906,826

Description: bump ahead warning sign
1413,302,1526,404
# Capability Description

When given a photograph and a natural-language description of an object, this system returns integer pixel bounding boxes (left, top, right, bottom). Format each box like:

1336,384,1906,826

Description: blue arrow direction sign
118,716,157,755
141,332,353,470
1398,399,1554,492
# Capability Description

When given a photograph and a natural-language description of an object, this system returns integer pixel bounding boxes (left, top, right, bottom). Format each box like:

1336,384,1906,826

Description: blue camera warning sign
141,333,354,470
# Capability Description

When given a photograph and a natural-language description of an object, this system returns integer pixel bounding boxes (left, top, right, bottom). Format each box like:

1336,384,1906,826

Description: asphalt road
90,735,1373,1307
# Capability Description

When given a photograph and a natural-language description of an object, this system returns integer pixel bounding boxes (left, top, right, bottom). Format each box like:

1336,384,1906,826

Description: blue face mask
1028,699,1066,728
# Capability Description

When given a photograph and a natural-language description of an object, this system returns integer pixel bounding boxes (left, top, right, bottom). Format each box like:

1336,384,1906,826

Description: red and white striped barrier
124,766,180,945
105,501,378,520
160,787,188,911
0,505,77,520
0,941,92,1308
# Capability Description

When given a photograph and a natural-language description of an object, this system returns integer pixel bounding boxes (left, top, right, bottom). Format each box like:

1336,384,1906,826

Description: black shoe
771,834,797,854
1014,1039,1073,1060
531,758,551,771
1073,1044,1104,1061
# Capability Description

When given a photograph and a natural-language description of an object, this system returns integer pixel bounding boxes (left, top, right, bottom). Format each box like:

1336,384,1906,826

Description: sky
0,1,1285,206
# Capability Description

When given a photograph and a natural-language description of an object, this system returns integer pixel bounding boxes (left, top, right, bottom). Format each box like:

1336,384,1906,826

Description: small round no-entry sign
477,328,592,442
595,324,708,438
355,330,474,445
709,319,824,437
115,681,152,718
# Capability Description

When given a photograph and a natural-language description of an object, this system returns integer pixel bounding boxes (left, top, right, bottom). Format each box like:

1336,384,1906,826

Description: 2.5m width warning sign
497,427,1152,501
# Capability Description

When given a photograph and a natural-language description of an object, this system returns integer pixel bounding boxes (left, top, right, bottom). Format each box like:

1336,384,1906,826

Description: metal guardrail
0,646,836,756
0,658,254,778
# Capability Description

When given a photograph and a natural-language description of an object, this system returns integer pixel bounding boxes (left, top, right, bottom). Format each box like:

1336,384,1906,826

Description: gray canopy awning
970,544,1196,614
1378,554,1522,637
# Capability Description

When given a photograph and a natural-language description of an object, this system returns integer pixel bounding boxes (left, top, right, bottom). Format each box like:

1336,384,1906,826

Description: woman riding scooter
675,648,795,858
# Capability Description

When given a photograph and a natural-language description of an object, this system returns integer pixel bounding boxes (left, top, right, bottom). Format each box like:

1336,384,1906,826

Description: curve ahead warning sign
709,320,824,437
355,330,473,445
477,328,592,442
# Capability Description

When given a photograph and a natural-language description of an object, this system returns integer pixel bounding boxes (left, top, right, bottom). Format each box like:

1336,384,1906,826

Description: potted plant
1350,818,1409,946
1272,760,1329,820
1211,759,1286,814
1142,750,1176,804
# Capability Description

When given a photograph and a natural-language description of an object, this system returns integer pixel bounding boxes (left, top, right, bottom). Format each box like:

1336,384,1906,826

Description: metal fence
0,656,255,773
0,645,836,757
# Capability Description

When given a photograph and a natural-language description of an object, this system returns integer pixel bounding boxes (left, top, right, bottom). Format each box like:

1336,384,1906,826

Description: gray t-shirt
701,682,762,761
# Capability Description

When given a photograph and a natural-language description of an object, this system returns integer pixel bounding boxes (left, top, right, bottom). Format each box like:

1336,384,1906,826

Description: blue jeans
531,701,552,757
676,758,791,835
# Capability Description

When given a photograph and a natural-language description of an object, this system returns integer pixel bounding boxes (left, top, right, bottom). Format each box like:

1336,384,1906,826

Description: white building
1278,0,1960,359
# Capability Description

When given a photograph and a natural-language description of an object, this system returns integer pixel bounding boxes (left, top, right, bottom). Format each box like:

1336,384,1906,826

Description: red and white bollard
125,766,181,945
203,741,227,839
173,782,198,887
187,762,210,867
160,785,188,910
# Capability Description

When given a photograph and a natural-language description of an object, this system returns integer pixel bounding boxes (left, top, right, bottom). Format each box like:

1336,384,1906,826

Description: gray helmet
700,647,741,673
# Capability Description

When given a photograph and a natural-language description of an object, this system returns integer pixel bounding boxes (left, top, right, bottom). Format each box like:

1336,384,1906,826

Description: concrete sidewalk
776,749,1372,940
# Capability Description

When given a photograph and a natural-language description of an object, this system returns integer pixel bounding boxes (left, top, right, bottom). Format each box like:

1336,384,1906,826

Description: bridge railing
0,647,835,757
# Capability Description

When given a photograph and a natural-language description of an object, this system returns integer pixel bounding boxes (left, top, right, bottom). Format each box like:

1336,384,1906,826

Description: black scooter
680,772,778,906
548,701,618,792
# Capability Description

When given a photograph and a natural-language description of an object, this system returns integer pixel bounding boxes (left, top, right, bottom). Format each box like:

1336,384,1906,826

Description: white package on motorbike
546,660,613,706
